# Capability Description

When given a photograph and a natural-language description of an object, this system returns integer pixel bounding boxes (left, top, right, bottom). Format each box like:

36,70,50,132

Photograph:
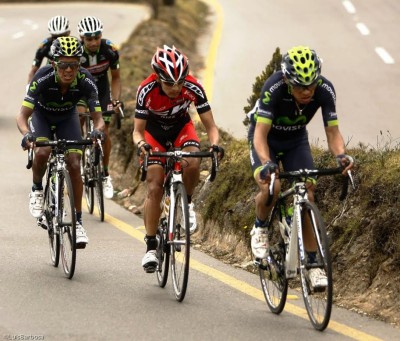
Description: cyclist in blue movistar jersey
76,16,123,199
248,46,354,288
27,15,71,83
17,36,105,247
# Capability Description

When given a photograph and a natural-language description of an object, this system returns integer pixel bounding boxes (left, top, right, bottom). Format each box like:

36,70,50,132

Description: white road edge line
375,47,395,64
342,0,356,14
12,31,25,39
356,22,370,35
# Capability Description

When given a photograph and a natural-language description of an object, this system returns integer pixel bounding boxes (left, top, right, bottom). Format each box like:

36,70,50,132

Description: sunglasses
55,61,81,70
161,79,185,87
291,82,318,92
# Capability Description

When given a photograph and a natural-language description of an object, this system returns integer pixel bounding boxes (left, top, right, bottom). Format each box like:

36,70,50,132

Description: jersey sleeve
319,79,338,127
185,77,211,114
105,39,120,70
80,70,102,113
257,73,285,125
135,80,155,120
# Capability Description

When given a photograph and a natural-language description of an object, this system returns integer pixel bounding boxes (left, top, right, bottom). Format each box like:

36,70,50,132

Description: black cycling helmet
151,45,189,83
281,46,322,86
50,36,83,60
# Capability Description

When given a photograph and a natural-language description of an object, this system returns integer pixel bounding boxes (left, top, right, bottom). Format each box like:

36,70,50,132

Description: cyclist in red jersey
133,45,223,272
27,15,70,83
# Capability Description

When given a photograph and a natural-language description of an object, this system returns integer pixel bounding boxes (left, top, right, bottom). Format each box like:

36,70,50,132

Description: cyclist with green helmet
17,36,105,248
247,45,354,288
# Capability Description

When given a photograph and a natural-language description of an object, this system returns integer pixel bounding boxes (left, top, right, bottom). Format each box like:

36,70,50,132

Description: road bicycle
80,113,106,221
256,166,354,331
140,146,219,301
27,137,93,279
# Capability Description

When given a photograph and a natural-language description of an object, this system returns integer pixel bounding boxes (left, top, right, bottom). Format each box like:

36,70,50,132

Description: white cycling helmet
77,16,104,37
48,15,70,36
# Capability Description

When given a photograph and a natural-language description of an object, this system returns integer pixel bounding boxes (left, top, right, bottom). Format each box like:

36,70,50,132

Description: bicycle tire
44,167,60,267
156,217,169,287
299,201,332,331
259,205,288,314
170,182,190,302
83,146,95,214
94,153,105,222
58,169,77,279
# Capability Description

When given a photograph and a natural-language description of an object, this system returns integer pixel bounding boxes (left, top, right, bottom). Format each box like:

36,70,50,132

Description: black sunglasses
55,61,80,70
161,79,185,87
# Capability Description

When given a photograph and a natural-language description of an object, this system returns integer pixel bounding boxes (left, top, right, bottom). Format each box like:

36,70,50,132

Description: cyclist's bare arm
90,111,105,132
325,125,354,174
254,122,273,166
16,106,33,136
110,68,122,112
198,110,219,146
132,118,147,153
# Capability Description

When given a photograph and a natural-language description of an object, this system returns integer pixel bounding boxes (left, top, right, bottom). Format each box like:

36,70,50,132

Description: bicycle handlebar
26,139,94,170
140,149,218,182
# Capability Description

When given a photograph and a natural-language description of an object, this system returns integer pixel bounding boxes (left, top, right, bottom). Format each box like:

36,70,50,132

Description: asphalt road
0,2,399,340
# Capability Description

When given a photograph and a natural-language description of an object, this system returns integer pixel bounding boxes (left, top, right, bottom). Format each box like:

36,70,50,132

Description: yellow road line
100,210,382,341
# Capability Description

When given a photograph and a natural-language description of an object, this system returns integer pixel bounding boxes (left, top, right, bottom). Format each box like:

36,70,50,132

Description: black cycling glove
21,132,35,149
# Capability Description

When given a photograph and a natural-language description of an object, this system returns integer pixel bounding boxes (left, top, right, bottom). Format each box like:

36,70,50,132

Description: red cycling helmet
151,45,189,83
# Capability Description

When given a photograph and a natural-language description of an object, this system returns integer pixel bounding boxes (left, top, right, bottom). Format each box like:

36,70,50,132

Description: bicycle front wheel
94,152,104,222
44,169,60,267
58,169,77,279
83,147,94,214
156,217,169,288
170,183,190,302
259,205,288,314
299,201,332,331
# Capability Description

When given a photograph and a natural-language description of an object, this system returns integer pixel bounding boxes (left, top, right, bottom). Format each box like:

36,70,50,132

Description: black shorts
30,111,83,152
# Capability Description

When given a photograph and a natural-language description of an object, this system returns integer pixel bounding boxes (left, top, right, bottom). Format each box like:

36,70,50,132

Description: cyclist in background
76,16,123,199
17,37,105,247
133,45,223,273
27,15,70,83
247,45,353,288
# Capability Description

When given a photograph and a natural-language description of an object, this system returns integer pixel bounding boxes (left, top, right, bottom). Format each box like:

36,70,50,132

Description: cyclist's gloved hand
136,141,152,156
211,144,224,160
259,160,278,180
21,132,35,150
112,100,124,110
336,154,354,167
90,129,105,141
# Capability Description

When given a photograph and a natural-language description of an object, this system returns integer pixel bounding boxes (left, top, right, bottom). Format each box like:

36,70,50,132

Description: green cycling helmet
281,46,321,86
51,36,83,59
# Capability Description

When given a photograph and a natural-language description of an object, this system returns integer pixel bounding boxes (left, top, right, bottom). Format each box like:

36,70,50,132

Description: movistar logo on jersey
276,115,307,125
262,91,271,104
29,81,38,93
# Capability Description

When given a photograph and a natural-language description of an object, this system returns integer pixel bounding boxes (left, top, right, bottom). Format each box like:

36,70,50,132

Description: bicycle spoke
156,217,169,287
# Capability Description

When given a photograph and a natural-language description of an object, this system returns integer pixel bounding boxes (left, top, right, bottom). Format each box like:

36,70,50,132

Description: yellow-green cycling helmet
281,46,321,86
50,36,83,60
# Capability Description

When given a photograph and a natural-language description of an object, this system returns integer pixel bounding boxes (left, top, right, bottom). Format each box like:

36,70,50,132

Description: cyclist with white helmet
17,36,105,248
133,45,224,273
27,15,70,83
248,45,353,288
76,16,122,199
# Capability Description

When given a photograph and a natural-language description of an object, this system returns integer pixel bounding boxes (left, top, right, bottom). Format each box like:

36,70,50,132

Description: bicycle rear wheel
170,183,190,302
44,170,60,267
156,217,169,287
94,151,104,222
58,169,76,279
83,147,95,214
259,205,288,314
299,201,332,331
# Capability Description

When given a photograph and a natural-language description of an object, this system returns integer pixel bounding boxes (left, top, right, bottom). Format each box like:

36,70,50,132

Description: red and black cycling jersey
31,37,56,68
135,73,211,135
248,70,338,140
79,39,119,97
23,65,101,119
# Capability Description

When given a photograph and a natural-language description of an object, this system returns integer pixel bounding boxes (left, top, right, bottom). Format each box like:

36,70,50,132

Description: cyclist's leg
141,132,166,271
100,95,113,176
174,121,200,233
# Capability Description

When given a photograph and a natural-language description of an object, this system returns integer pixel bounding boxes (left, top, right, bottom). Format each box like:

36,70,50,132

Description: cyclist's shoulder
315,75,336,100
32,65,55,81
262,70,286,90
100,38,119,56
